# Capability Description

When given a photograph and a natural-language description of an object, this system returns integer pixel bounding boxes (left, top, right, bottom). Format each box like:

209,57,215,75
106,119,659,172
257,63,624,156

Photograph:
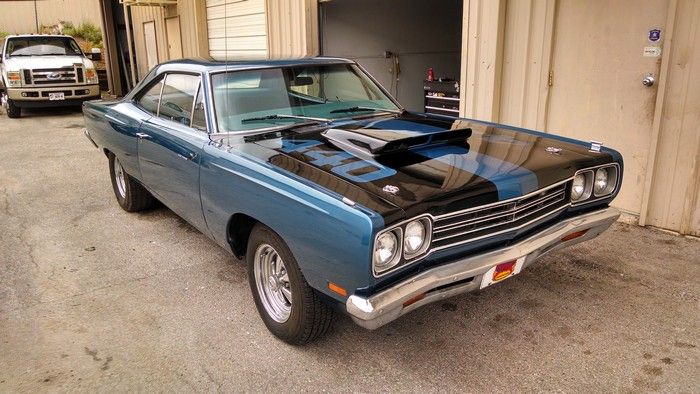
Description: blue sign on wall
649,29,661,42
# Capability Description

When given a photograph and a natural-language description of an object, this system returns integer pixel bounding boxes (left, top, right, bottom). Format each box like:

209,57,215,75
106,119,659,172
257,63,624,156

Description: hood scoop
321,127,471,157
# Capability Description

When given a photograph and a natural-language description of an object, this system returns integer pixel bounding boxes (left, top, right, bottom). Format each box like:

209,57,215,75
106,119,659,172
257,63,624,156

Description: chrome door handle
186,152,198,161
136,132,151,139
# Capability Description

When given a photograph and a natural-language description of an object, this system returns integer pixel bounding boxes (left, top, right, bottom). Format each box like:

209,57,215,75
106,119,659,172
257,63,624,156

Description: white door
143,21,159,71
546,0,669,216
165,16,183,60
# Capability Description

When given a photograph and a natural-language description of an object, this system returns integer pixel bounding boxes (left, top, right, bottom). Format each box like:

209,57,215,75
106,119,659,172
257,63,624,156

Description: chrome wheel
1,92,8,109
254,243,292,323
113,157,126,198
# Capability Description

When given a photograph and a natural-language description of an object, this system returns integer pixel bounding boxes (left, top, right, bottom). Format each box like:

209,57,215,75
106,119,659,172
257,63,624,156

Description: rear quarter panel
83,100,150,180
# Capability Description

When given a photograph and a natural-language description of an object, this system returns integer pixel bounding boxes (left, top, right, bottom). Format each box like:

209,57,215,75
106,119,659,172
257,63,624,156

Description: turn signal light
328,282,347,297
561,230,588,242
402,292,426,308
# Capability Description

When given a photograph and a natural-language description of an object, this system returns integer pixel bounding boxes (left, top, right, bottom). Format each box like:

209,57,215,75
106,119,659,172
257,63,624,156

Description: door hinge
548,70,554,86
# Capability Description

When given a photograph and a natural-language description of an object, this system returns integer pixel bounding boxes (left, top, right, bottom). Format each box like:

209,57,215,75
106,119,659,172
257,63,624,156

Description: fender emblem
383,185,399,195
545,146,562,155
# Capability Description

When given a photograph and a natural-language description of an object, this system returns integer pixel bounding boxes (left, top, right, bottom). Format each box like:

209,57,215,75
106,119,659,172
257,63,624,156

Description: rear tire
107,152,156,212
247,223,334,345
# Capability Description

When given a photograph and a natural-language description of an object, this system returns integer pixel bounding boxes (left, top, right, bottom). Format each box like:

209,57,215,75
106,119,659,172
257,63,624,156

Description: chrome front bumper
346,207,620,330
6,84,100,101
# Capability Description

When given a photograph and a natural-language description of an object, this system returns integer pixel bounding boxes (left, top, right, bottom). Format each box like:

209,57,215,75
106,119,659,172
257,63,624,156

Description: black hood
252,113,620,224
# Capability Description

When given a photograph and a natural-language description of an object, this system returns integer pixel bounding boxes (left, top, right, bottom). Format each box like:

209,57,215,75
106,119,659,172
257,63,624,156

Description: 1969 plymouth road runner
83,58,623,344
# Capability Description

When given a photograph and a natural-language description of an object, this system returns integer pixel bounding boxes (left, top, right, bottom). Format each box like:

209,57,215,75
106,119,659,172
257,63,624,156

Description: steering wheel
163,101,184,113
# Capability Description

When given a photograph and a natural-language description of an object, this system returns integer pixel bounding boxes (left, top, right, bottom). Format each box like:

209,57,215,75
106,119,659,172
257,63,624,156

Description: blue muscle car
83,57,623,344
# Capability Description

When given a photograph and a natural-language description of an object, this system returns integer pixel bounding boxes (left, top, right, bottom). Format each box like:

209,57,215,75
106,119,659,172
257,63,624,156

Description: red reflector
402,293,426,308
561,229,588,242
493,260,517,282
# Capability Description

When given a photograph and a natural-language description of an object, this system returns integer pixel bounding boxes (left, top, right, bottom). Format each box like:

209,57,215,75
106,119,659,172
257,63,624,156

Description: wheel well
227,213,258,258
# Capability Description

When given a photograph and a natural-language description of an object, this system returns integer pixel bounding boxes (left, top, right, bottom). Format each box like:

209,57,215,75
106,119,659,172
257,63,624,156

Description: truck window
5,36,82,57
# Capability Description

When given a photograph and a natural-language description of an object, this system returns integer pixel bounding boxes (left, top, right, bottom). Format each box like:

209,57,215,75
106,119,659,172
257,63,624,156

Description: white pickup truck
0,34,100,118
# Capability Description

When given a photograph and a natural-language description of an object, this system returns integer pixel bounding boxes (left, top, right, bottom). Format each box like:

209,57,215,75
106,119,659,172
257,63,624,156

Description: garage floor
1,108,699,392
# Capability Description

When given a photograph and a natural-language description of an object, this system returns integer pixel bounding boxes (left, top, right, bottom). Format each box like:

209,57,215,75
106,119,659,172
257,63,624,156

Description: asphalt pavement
1,107,698,392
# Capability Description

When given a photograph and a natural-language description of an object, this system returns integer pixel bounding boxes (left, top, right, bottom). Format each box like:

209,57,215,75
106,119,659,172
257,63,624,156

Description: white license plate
480,256,527,289
48,93,65,101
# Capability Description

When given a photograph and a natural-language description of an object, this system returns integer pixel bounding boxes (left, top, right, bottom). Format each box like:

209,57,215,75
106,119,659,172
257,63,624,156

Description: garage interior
319,0,463,112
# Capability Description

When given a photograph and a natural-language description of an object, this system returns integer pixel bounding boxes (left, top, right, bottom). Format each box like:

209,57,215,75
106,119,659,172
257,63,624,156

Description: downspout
123,2,138,89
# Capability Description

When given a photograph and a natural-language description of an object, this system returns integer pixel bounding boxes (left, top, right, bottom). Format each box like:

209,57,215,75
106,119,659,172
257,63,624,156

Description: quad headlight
571,164,618,203
373,229,400,274
373,216,432,276
570,172,592,202
594,166,617,196
403,218,431,258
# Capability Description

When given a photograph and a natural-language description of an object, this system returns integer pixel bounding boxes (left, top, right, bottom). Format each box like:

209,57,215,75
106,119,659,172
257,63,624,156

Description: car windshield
5,37,83,57
211,64,401,132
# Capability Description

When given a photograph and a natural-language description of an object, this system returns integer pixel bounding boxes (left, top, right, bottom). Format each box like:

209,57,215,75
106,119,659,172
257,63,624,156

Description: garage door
205,0,268,60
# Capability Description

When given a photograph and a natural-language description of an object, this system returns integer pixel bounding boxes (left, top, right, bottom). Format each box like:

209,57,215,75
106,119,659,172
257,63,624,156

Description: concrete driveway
1,108,698,392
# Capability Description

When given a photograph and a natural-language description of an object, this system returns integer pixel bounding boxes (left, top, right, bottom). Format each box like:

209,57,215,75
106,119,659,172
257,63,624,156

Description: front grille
30,67,78,85
431,182,569,250
22,69,32,84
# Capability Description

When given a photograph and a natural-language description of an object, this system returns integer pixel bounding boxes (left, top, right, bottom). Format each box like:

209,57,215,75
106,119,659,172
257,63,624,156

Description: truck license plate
48,93,65,101
479,256,526,289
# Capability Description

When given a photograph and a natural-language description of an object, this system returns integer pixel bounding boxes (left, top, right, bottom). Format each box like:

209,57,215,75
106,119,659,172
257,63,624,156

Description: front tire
107,152,156,212
247,224,334,345
3,94,21,118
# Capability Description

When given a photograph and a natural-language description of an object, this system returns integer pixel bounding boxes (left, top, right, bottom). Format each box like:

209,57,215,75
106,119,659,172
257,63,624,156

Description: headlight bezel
571,163,620,205
372,214,433,277
593,166,618,197
570,171,593,202
403,217,433,260
372,227,402,275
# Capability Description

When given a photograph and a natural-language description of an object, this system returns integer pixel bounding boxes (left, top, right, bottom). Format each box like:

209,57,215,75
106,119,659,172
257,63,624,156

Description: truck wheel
3,95,21,118
247,223,334,345
108,152,156,212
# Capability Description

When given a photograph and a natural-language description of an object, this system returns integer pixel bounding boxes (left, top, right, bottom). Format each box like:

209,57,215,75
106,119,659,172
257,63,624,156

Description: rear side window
159,73,200,126
137,77,164,115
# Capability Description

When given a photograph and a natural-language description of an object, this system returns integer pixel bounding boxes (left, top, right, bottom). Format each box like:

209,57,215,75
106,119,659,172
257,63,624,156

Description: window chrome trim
206,62,403,135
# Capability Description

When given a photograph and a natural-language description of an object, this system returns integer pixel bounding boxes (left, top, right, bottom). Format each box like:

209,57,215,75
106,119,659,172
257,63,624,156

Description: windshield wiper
241,114,330,123
329,106,404,115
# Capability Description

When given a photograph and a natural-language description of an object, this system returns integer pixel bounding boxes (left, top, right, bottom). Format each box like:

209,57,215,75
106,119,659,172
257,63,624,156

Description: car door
137,72,209,232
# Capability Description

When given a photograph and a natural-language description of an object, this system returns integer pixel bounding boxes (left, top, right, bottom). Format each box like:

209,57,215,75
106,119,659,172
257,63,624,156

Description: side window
159,73,200,126
137,77,165,115
191,86,207,131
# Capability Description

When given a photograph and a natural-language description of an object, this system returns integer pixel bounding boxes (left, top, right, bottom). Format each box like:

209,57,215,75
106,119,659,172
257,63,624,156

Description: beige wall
0,0,102,34
130,0,209,79
459,0,699,234
644,0,700,236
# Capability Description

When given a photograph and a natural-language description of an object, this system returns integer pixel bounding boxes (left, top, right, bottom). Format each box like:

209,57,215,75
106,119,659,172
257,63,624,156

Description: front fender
200,143,383,301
